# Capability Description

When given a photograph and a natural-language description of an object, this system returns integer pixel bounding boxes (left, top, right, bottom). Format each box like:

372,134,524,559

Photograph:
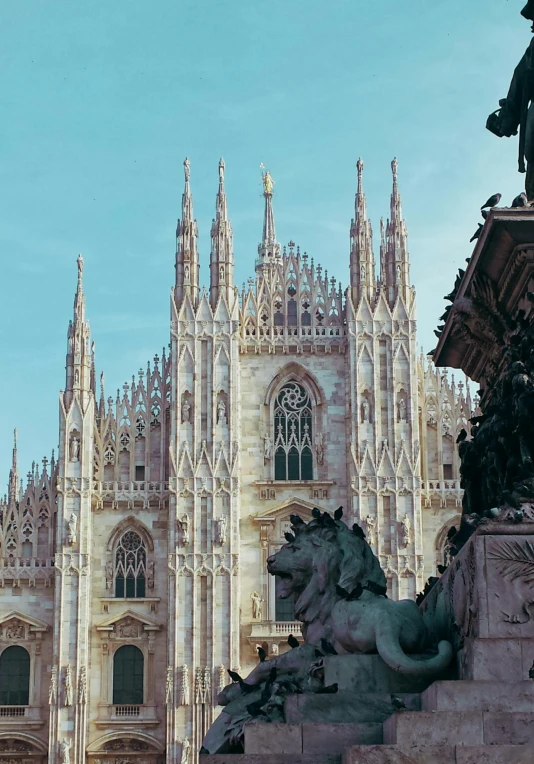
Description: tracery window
113,645,144,705
274,382,313,481
0,646,30,705
114,530,146,598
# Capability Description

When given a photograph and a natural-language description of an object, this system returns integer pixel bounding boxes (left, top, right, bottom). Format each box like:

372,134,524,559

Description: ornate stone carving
179,739,191,764
178,515,190,546
67,512,77,546
364,515,376,544
399,516,411,548
78,665,87,704
314,432,324,465
48,666,57,705
165,666,173,706
64,665,73,707
59,740,71,764
179,664,190,705
195,666,211,704
69,434,80,462
214,516,227,546
250,590,263,620
4,619,24,640
263,433,272,462
117,618,139,638
217,664,226,694
217,397,227,425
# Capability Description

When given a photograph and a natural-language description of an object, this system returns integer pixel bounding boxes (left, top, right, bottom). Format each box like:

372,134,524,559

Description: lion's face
267,539,315,598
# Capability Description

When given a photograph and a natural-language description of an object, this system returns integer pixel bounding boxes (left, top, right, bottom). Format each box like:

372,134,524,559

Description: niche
216,391,228,426
181,391,193,424
360,391,372,424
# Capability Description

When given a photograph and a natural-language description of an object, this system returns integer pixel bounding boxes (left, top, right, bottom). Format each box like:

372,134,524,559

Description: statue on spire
219,158,225,183
391,157,399,184
184,157,191,182
77,253,84,279
260,163,274,195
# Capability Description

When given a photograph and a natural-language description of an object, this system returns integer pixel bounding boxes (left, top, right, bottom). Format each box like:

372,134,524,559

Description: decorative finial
260,163,274,195
357,158,364,176
184,158,191,182
219,158,225,182
13,428,17,449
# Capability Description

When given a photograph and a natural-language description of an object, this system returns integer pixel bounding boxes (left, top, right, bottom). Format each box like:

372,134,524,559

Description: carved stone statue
260,164,274,195
217,398,227,425
361,396,371,423
181,397,191,424
486,4,534,200
179,515,190,546
59,740,71,764
202,508,453,755
360,263,366,281
365,515,376,544
165,667,173,706
179,738,191,764
215,516,227,546
184,264,190,281
263,433,272,461
105,560,114,590
251,590,263,620
314,432,325,465
5,619,24,640
400,515,411,548
67,513,77,546
398,396,407,422
49,666,57,705
64,665,73,707
69,435,80,462
180,664,190,706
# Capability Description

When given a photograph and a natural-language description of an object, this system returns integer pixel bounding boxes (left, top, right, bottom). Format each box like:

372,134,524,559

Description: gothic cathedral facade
0,159,470,764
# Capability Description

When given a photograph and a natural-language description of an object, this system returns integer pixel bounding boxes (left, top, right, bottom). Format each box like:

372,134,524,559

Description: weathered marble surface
422,680,534,712
285,691,420,724
383,711,484,746
342,745,455,764
323,654,452,694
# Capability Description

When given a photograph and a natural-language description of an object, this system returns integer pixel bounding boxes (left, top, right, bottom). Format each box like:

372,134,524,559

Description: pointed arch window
113,645,144,705
114,530,146,598
274,382,313,481
0,646,30,705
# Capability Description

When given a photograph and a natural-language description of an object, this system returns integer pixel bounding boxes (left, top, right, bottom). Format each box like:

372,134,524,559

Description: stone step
323,654,453,694
343,745,534,764
201,756,340,764
285,691,421,723
244,722,382,754
342,745,455,764
422,680,534,712
384,710,534,746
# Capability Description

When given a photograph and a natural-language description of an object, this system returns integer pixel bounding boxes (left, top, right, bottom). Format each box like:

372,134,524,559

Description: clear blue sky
0,0,529,482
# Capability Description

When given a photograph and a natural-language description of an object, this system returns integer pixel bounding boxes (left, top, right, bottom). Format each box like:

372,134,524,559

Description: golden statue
260,163,274,195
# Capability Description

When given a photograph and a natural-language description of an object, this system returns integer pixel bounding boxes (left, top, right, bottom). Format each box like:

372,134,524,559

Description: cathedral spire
385,158,410,305
350,158,375,304
7,429,18,504
65,255,92,403
257,164,280,272
210,159,235,309
175,158,200,307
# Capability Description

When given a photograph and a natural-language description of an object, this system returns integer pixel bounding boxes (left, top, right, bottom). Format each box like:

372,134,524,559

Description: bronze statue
486,2,534,199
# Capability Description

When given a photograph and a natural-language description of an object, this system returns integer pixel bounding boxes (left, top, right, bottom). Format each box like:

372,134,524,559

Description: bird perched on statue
512,192,529,208
514,509,524,524
434,328,443,338
481,209,489,219
287,634,300,649
320,638,338,655
352,523,366,539
366,580,388,597
312,507,322,520
257,646,267,663
391,695,406,710
437,564,448,575
456,429,468,444
290,514,305,527
336,583,363,601
470,224,483,242
227,669,258,693
469,224,483,242
481,193,502,209
334,507,344,521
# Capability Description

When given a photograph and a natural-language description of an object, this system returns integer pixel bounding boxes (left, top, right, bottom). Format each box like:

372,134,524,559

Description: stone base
323,653,453,693
422,680,534,712
244,722,382,754
285,691,420,723
343,745,534,764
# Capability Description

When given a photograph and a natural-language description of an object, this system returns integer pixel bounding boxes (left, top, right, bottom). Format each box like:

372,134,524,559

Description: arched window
0,646,30,705
274,382,313,481
113,645,144,705
275,577,295,622
114,530,146,598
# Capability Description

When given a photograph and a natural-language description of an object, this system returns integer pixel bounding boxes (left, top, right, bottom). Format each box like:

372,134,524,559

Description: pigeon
316,683,339,694
290,514,305,526
437,564,448,575
322,512,336,528
227,669,258,694
366,580,388,597
456,428,468,444
312,507,322,520
512,192,528,208
415,592,424,605
336,583,363,601
529,660,534,679
481,209,489,219
527,291,534,303
320,638,338,655
439,308,452,322
447,526,457,540
199,747,210,754
352,523,366,539
514,509,524,524
481,193,502,209
434,329,443,338
287,634,300,649
391,695,406,710
458,268,465,278
284,532,296,543
334,507,343,521
257,646,267,663
436,324,445,332
470,224,483,243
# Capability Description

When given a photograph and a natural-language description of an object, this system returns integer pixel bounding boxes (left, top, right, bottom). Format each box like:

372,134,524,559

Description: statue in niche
215,516,227,546
147,560,155,588
271,643,279,656
64,665,73,707
48,666,57,705
181,397,191,424
360,263,366,281
165,667,173,706
365,515,376,544
217,398,227,425
397,396,407,422
180,664,190,705
74,369,80,384
179,515,190,546
314,432,325,465
361,396,371,423
263,433,272,462
251,590,263,620
59,740,71,764
184,264,190,281
69,435,80,462
396,264,402,281
219,265,224,282
400,516,411,548
105,560,114,590
67,513,77,546
179,739,191,764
